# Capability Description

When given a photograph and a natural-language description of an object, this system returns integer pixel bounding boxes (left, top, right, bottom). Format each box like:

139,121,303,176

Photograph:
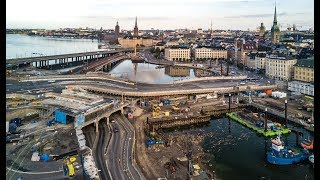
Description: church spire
135,16,137,27
273,3,277,25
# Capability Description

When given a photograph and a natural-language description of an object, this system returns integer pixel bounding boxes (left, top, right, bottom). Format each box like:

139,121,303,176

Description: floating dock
226,112,291,137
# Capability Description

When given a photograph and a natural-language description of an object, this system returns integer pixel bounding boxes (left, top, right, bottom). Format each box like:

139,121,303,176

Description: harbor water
168,117,314,180
6,34,99,59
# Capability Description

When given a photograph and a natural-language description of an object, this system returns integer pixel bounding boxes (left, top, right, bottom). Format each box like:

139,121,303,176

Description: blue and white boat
266,135,309,165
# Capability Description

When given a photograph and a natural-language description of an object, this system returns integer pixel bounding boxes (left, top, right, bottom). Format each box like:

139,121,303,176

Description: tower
259,22,266,37
133,16,139,37
115,21,120,39
271,3,281,44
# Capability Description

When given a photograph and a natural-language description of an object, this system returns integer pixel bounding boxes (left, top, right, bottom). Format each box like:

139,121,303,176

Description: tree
155,47,161,59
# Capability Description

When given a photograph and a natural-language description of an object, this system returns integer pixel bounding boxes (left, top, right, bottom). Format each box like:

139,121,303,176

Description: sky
6,0,314,31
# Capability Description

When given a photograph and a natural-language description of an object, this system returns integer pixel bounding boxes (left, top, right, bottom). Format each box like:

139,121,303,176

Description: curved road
94,121,111,180
107,114,145,180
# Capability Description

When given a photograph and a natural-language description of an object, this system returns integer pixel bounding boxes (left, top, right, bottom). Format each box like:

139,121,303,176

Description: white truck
271,91,287,99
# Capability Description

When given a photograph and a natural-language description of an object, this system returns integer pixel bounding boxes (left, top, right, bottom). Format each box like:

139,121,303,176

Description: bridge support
95,120,99,133
106,117,109,125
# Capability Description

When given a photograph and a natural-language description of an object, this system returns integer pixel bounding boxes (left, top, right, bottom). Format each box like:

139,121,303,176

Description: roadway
6,49,132,65
94,121,111,180
107,114,145,180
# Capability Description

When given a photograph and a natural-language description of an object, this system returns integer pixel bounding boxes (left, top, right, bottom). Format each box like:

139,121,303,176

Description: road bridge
71,84,278,97
6,49,133,67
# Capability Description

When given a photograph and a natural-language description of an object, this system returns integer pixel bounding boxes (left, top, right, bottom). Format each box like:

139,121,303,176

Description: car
114,128,119,133
110,120,115,123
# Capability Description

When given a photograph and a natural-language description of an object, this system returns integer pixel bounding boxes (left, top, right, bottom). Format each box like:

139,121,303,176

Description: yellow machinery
69,156,76,163
66,159,75,177
31,101,40,105
252,113,259,118
152,106,162,117
171,105,180,111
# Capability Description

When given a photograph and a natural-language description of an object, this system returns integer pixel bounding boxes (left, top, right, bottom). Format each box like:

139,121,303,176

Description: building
133,17,139,37
154,42,165,51
164,46,191,61
265,55,297,81
194,46,227,60
164,66,190,77
237,42,257,64
115,21,120,39
270,5,281,44
293,58,314,83
245,52,257,69
288,81,314,96
259,22,266,37
255,52,267,70
118,38,156,48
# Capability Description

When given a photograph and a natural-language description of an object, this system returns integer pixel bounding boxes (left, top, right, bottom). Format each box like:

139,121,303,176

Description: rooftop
294,58,314,68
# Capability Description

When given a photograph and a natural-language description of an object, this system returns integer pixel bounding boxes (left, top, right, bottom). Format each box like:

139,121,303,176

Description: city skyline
7,0,314,30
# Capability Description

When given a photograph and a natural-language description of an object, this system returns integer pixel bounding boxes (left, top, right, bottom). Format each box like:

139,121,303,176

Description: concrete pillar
95,121,99,133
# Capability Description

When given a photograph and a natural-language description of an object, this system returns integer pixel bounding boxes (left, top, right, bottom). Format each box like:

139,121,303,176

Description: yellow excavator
152,106,162,117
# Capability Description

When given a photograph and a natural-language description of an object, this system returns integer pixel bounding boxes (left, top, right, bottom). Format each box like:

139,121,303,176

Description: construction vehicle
171,105,180,111
152,105,162,117
67,163,75,177
252,113,259,118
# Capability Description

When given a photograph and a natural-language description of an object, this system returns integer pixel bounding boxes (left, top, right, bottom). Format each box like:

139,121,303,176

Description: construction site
6,68,314,180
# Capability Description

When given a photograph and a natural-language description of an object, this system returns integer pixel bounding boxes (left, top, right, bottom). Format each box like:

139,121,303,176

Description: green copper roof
294,58,314,68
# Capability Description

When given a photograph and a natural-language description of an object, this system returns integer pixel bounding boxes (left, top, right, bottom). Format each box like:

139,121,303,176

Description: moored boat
301,139,313,150
266,135,309,165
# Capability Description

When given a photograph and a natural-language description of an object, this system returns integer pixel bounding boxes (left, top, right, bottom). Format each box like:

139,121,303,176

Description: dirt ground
133,106,215,180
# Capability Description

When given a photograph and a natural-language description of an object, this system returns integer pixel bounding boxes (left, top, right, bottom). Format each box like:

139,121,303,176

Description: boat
301,139,313,150
309,154,314,165
131,46,145,63
155,65,165,69
266,135,309,165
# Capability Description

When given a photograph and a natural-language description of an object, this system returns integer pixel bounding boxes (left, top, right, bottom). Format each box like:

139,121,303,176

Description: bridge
71,84,278,97
63,54,129,74
6,49,133,67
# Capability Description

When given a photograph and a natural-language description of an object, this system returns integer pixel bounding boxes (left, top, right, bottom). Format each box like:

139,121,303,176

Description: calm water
166,118,314,180
6,34,99,59
108,60,211,84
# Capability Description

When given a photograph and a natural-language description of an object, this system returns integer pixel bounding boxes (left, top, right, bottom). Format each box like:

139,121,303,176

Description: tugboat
131,46,145,63
266,135,309,165
301,139,313,150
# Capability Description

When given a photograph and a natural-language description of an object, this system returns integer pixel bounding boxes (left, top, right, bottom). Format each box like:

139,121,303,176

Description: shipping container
55,110,73,124
264,89,273,95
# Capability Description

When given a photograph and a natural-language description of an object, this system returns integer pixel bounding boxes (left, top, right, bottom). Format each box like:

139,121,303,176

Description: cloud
224,12,287,19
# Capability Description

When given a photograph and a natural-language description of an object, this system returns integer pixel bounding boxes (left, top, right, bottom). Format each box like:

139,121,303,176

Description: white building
164,46,191,61
194,46,227,60
288,81,314,96
255,53,267,70
265,55,297,81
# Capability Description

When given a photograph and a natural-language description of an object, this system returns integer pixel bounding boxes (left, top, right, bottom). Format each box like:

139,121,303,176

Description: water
108,60,212,84
201,118,314,180
163,118,314,180
6,34,99,59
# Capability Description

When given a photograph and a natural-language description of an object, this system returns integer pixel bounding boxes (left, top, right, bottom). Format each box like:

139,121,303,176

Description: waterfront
6,34,99,59
165,117,314,180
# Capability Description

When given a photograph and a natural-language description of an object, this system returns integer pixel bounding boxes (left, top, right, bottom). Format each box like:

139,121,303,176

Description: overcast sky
6,0,314,30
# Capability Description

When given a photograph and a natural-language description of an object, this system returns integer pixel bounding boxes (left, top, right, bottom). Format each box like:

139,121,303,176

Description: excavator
152,105,162,117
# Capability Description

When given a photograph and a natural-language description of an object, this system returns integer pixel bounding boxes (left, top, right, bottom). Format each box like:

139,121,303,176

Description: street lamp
264,108,268,132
